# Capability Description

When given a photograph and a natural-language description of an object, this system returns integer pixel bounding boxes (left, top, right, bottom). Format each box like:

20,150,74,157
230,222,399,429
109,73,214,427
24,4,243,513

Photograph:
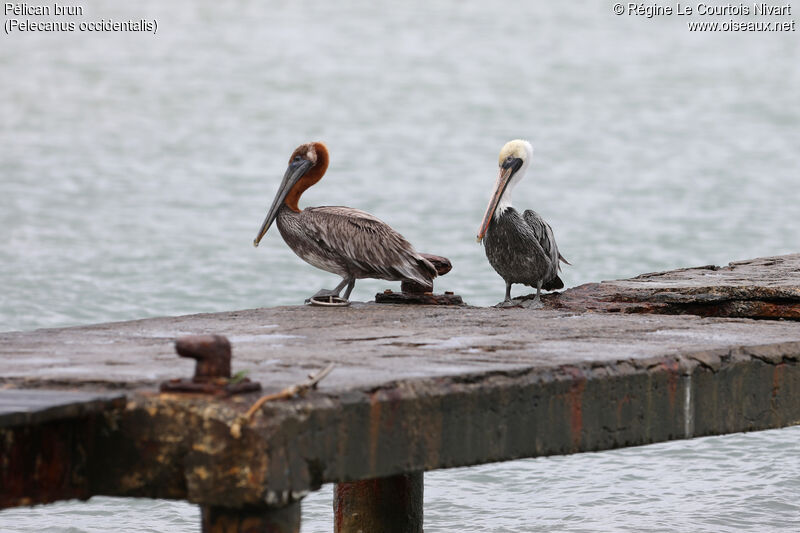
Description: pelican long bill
253,159,313,247
476,160,520,243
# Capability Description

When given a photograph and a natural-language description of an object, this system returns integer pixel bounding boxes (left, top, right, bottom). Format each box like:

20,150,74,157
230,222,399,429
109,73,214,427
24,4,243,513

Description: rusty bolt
175,334,231,382
401,280,434,294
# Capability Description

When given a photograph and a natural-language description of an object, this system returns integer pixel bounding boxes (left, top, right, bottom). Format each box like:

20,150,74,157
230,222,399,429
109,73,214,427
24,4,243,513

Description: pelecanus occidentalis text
476,139,569,306
254,142,437,302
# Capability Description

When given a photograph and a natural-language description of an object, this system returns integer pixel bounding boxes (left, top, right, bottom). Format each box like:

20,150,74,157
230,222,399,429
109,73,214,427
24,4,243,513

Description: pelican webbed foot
307,295,350,307
309,287,343,299
305,288,343,305
304,278,356,304
522,281,545,309
494,282,521,307
524,296,544,309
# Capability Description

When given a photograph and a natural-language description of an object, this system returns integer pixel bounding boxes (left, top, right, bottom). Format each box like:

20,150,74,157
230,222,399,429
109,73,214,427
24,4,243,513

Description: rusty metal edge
2,343,800,510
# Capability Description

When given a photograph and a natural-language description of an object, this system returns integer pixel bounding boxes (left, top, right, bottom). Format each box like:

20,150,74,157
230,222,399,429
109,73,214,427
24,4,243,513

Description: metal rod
334,472,423,533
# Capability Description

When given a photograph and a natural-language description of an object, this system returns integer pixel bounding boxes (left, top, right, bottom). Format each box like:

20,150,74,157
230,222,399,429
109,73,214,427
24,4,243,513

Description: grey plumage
477,139,569,304
483,207,566,300
277,204,436,290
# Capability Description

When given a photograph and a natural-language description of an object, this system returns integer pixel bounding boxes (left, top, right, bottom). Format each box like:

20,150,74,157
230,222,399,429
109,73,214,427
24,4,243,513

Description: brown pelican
253,142,437,302
476,139,569,306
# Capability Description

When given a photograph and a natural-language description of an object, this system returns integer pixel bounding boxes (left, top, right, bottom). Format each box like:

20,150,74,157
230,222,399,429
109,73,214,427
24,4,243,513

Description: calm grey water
1,0,799,531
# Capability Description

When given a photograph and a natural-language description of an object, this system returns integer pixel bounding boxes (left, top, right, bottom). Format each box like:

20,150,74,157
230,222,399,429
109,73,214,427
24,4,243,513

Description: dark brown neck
284,143,329,212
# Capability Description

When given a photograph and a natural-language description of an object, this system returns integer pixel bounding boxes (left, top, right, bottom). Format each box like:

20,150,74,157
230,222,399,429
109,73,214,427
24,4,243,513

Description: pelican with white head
477,139,569,306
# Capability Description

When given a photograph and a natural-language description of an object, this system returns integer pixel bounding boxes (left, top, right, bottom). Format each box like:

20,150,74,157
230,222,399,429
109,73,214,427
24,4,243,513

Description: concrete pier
1,254,799,531
540,254,800,318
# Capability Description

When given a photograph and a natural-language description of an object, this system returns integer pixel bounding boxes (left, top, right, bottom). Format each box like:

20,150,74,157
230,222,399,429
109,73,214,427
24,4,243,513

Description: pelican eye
293,155,303,163
502,155,519,169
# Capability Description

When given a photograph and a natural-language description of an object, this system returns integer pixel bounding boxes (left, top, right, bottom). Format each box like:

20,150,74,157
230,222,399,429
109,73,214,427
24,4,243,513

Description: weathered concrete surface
537,254,800,319
3,306,800,392
1,304,800,511
0,389,125,429
1,254,800,513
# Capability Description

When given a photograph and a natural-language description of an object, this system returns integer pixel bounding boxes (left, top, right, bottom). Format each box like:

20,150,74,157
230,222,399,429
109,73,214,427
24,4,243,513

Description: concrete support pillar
334,472,423,533
201,501,301,533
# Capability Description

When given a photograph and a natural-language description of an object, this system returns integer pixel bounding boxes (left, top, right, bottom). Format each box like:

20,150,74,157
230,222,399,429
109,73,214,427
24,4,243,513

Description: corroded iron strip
0,413,112,509
2,344,799,513
276,347,800,490
79,343,794,509
334,473,423,533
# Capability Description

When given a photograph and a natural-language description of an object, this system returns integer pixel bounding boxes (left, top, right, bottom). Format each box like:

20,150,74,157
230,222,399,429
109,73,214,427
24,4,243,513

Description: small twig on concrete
242,363,335,422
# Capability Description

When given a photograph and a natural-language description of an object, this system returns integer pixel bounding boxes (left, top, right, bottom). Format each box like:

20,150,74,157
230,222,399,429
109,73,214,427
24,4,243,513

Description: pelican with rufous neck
254,142,437,302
